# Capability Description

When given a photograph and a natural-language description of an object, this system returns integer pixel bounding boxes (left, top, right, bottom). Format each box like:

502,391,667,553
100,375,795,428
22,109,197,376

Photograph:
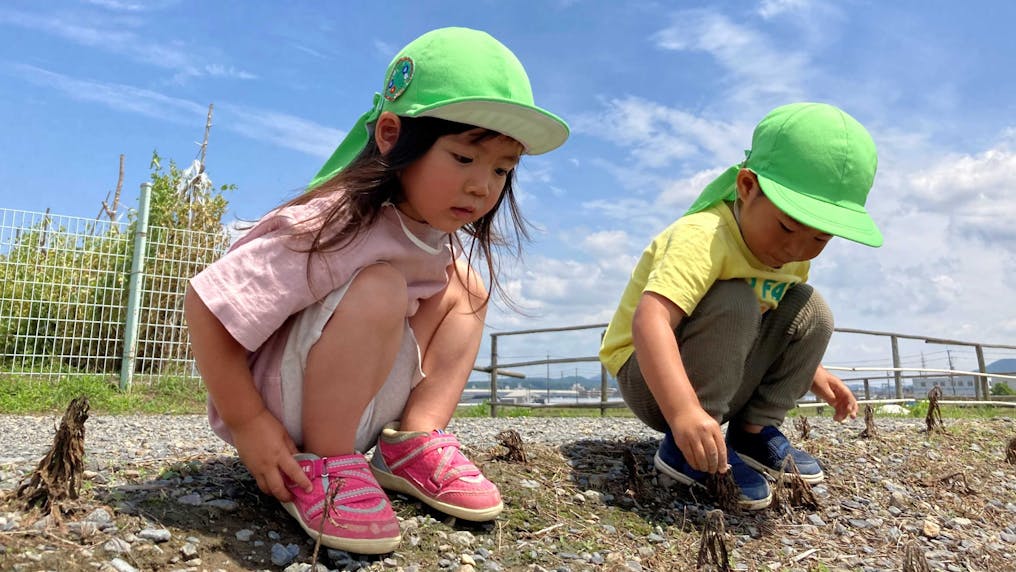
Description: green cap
686,102,882,247
309,27,570,189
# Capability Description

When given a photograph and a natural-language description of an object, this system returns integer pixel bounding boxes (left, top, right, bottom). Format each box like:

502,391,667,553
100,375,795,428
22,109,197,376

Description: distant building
913,375,978,397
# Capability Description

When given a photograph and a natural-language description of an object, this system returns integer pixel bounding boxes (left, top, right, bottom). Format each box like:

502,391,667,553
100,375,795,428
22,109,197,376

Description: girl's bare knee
339,263,409,323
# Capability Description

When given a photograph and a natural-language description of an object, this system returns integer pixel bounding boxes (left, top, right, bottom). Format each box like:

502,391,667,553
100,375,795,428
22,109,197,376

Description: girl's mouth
451,207,474,219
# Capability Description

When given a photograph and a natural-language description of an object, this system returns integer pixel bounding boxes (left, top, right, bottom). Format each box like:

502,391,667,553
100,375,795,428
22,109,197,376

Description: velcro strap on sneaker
418,435,482,484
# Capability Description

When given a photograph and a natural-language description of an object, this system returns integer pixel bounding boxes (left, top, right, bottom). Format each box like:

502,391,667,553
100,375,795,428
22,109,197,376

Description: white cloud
574,96,745,169
223,106,344,158
13,64,206,122
757,0,810,19
0,7,255,83
12,65,343,158
652,9,809,107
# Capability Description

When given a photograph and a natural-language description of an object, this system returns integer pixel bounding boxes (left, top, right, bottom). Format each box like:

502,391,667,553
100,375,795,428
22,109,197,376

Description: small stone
923,518,941,538
235,529,254,541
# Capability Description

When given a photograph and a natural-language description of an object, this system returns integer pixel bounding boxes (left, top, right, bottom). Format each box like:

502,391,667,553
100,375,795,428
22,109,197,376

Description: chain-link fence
0,184,229,387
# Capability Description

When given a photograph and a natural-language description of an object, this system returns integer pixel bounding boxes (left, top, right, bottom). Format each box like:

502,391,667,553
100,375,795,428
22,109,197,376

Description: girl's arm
632,292,727,474
184,285,311,500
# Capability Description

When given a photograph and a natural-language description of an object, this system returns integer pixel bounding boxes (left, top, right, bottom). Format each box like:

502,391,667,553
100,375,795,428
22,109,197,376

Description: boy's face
736,169,832,268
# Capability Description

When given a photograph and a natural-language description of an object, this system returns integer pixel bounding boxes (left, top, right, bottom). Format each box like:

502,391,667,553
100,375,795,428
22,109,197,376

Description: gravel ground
1,413,1015,571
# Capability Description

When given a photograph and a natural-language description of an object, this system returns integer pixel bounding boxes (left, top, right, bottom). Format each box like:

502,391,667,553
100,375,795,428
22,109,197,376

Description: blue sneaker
728,425,824,484
653,430,772,510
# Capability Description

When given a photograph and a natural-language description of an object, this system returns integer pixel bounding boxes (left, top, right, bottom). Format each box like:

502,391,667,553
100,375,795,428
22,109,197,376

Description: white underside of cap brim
415,100,569,155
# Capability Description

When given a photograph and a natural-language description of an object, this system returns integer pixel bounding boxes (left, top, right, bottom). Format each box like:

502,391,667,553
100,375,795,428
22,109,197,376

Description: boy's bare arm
632,292,727,474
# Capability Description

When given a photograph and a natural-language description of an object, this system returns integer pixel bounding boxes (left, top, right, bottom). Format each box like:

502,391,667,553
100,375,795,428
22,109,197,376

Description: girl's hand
810,365,858,422
671,404,728,474
231,409,312,501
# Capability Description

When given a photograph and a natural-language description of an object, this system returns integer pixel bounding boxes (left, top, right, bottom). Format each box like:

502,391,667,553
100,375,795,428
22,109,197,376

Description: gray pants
617,280,833,432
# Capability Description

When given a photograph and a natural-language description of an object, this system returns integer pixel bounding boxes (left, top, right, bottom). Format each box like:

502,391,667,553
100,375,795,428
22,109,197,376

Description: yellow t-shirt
599,202,810,375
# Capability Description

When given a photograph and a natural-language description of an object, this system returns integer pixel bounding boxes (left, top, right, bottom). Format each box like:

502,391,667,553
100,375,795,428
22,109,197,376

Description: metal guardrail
477,324,1016,418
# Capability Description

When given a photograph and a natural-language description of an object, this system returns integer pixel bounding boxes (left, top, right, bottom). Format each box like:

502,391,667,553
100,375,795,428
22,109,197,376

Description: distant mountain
987,358,1016,374
466,375,610,390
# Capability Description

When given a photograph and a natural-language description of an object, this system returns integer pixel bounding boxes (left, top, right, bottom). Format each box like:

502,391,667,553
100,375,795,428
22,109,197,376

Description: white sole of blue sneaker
737,453,825,484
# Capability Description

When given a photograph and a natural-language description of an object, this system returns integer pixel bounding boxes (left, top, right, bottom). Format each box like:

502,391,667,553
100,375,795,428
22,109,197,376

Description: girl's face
396,129,523,233
736,170,832,268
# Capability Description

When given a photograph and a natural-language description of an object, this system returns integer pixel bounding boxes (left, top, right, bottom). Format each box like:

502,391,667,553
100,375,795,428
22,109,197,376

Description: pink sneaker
370,423,503,521
281,453,401,554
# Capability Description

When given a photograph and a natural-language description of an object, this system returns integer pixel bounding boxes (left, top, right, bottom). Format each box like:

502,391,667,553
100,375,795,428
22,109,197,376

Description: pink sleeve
189,210,358,351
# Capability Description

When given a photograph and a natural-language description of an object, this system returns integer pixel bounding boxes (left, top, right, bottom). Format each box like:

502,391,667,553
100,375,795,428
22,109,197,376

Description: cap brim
756,172,883,247
414,99,569,155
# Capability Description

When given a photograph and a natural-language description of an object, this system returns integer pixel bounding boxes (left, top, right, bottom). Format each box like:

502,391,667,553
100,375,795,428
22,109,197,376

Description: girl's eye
495,167,510,176
779,222,793,233
452,153,472,164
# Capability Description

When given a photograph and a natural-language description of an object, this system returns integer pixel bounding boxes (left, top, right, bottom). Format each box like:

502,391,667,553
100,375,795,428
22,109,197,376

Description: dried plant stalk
771,454,819,515
902,540,931,572
926,386,945,433
622,447,646,498
705,470,741,514
16,396,90,517
696,509,731,572
794,416,811,440
1006,436,1016,465
493,429,527,463
859,404,878,439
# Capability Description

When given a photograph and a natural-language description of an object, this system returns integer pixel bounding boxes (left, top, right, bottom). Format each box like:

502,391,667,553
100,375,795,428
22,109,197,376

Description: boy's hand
231,409,312,502
671,406,728,474
810,365,858,422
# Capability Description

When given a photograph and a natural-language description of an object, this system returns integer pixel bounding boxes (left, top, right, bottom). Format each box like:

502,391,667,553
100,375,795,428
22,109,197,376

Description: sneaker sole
371,466,504,521
280,502,401,554
653,452,772,511
737,454,825,484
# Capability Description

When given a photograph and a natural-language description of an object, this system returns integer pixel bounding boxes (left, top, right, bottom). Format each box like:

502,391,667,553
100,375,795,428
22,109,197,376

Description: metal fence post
890,335,903,398
119,182,152,391
975,344,988,399
489,334,499,418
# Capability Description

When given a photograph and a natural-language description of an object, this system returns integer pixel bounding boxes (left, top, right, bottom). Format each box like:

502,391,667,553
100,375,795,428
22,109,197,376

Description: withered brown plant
902,540,931,572
770,454,819,516
16,396,90,519
706,470,741,514
695,509,731,572
926,386,945,433
859,404,878,439
794,416,811,440
622,447,646,499
493,429,528,463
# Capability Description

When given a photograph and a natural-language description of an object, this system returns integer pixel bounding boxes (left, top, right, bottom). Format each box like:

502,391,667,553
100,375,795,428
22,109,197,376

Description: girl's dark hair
280,115,530,310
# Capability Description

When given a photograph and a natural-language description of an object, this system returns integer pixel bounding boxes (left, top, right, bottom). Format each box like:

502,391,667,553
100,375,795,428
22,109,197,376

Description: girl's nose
466,172,491,196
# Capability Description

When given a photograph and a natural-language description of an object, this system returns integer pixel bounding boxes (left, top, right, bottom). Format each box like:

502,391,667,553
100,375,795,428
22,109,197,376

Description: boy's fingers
714,435,728,474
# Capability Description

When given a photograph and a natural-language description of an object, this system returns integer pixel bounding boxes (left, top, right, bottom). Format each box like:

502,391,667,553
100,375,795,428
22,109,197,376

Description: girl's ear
735,168,760,201
374,112,402,156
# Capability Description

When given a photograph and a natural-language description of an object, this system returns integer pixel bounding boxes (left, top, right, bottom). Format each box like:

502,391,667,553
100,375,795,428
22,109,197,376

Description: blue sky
3,0,1016,383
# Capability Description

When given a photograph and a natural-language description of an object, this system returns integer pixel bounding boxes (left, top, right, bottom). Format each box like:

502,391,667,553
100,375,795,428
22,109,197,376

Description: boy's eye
779,222,793,233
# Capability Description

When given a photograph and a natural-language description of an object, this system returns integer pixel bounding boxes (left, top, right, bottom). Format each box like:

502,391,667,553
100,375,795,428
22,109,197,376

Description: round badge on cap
385,57,414,102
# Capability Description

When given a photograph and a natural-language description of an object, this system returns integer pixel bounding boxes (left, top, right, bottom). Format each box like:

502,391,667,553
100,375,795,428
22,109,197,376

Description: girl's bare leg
302,263,408,455
401,260,488,431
